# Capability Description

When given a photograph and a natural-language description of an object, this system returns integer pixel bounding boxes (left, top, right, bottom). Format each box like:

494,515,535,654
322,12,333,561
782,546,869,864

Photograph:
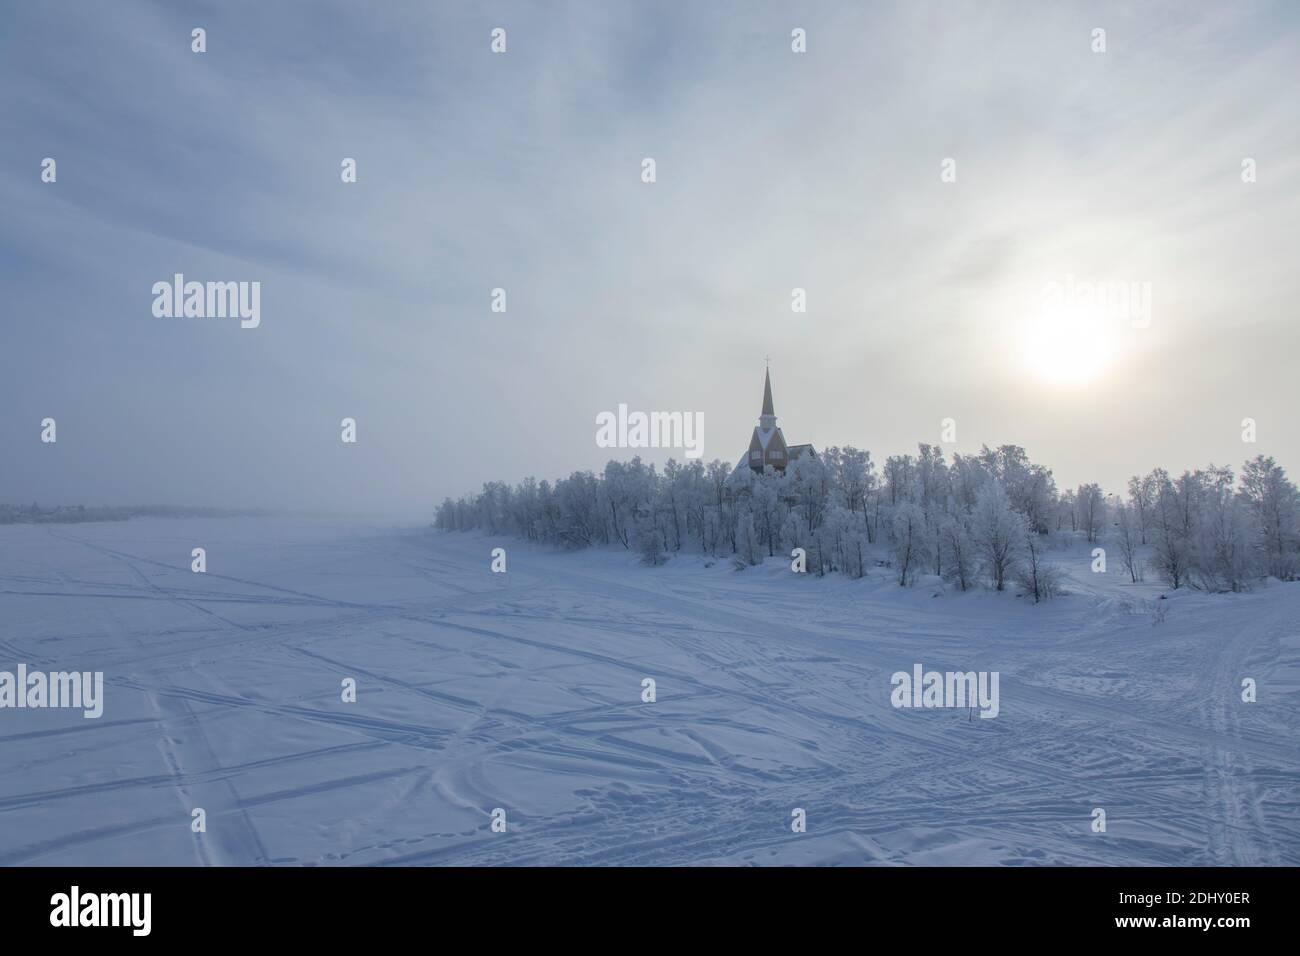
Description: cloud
2,0,1297,514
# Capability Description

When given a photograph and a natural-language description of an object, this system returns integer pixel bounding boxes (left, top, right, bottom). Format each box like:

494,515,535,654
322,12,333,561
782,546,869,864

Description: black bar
0,866,1282,942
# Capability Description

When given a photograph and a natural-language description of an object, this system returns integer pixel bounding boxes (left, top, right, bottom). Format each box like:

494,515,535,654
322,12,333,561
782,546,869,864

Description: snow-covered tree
1076,483,1106,543
1148,468,1192,589
883,454,916,505
735,511,762,568
751,474,786,557
1126,473,1155,545
891,501,928,586
1192,465,1254,592
949,453,990,513
1015,527,1062,602
839,510,870,579
825,445,874,517
790,454,832,533
1056,488,1077,533
1113,499,1142,583
938,514,976,591
972,481,1023,591
556,471,603,547
635,510,665,566
1240,455,1300,580
604,459,650,548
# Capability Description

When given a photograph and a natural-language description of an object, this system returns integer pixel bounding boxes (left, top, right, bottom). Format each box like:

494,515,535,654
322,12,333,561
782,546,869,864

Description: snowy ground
1,516,1297,866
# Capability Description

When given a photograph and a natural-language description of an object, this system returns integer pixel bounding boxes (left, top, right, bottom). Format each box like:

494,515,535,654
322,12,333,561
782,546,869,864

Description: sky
2,0,1297,517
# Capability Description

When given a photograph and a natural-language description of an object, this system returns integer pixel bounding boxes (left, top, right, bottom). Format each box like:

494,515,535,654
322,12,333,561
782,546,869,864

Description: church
734,366,816,477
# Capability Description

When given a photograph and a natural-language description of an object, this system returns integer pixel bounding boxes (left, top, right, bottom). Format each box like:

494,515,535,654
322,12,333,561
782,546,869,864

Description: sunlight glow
1020,301,1119,387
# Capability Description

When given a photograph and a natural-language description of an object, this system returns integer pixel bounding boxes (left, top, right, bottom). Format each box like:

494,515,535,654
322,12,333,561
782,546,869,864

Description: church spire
760,366,776,428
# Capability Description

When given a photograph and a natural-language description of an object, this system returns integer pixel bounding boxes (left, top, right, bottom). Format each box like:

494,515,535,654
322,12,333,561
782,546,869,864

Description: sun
1019,301,1119,387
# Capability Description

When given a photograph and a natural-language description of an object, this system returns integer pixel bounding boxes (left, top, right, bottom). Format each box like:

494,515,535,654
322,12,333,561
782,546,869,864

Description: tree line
434,446,1299,600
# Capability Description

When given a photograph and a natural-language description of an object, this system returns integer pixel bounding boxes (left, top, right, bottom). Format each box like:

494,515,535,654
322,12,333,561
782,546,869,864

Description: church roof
762,368,775,417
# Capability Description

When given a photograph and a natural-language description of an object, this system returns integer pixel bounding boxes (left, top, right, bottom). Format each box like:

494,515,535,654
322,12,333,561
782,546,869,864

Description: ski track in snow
0,516,1297,866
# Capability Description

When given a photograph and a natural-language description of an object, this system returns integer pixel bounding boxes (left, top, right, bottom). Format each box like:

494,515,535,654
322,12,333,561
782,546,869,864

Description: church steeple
736,359,816,477
738,360,815,476
760,366,776,429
